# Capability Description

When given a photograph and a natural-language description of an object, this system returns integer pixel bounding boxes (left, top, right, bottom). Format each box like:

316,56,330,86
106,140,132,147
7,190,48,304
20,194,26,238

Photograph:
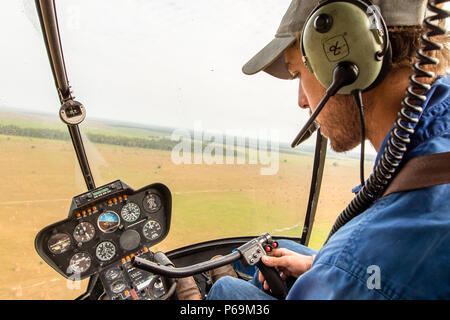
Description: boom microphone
291,62,359,148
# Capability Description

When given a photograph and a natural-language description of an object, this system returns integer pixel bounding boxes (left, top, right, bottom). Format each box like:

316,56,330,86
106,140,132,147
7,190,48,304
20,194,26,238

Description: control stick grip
153,251,175,267
256,260,288,300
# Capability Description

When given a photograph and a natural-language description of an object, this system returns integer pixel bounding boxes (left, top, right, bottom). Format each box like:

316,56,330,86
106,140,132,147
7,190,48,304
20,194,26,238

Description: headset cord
353,90,366,187
325,0,450,244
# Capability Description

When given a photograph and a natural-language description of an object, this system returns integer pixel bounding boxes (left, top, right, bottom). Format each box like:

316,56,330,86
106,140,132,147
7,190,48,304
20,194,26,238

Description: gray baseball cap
242,0,428,79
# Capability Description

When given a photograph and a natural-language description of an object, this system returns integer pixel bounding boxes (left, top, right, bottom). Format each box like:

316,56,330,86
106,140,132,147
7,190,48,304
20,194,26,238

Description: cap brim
242,36,296,80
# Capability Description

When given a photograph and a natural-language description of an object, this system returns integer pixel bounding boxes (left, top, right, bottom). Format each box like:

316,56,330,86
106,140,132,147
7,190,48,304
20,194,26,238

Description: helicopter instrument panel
35,180,172,286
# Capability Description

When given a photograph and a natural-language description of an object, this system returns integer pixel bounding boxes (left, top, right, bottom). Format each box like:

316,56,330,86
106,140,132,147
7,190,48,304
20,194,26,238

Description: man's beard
316,94,363,153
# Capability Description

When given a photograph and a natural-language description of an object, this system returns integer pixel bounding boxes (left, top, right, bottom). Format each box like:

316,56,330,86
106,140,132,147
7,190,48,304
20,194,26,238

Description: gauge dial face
97,211,120,233
68,252,91,274
73,222,95,243
121,202,141,222
104,267,121,281
96,241,116,261
142,193,161,213
48,233,71,254
110,280,127,294
142,220,162,240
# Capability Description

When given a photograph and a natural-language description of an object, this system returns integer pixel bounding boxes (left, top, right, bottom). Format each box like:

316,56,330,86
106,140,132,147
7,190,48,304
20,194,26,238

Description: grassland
0,109,367,299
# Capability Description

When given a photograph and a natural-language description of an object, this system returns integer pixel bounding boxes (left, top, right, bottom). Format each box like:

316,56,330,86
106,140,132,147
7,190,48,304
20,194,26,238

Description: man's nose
298,82,309,109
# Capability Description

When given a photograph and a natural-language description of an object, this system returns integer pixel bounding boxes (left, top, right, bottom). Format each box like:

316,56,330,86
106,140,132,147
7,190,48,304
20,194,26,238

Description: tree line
0,124,283,158
0,124,177,151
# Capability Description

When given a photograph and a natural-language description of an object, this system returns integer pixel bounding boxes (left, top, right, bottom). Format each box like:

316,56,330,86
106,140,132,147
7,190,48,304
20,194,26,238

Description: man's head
243,0,449,152
285,40,364,152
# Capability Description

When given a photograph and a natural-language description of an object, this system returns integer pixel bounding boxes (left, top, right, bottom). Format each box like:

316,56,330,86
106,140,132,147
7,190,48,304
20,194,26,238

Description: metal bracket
59,100,86,125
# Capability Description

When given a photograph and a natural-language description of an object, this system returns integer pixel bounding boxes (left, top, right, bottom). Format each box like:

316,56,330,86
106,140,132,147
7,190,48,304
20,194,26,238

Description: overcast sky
0,0,379,154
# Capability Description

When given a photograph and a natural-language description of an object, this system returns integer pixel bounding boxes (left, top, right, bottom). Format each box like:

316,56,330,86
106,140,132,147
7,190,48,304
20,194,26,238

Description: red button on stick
272,242,278,249
265,246,271,252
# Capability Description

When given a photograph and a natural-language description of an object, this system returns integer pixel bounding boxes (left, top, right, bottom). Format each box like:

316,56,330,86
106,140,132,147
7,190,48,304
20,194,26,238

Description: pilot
203,0,450,300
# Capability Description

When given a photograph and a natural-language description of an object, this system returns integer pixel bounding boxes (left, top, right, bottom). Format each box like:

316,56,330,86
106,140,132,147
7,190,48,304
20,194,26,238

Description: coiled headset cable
325,0,450,243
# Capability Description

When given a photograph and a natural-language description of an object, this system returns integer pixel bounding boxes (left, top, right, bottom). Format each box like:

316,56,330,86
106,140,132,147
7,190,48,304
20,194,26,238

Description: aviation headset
300,0,392,95
291,0,392,150
291,0,393,188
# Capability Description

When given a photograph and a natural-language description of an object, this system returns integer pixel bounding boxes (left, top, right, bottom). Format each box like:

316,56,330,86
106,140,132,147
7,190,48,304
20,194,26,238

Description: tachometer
97,211,120,233
142,220,162,240
48,233,71,254
73,222,95,243
142,193,161,213
96,241,116,261
68,252,91,274
121,202,141,222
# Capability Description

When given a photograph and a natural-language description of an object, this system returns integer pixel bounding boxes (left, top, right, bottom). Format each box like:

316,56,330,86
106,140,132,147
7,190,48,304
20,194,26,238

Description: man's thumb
261,255,275,266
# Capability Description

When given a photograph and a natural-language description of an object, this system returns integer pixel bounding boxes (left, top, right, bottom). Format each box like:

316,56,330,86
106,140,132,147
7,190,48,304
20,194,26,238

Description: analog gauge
110,280,127,294
48,233,71,254
104,267,121,281
142,193,162,213
142,220,162,240
68,252,91,274
121,202,141,222
73,222,95,243
97,211,120,233
96,241,116,261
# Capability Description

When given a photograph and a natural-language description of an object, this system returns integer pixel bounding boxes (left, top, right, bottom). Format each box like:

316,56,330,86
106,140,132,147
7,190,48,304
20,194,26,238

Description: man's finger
261,255,291,268
258,271,265,283
267,248,291,257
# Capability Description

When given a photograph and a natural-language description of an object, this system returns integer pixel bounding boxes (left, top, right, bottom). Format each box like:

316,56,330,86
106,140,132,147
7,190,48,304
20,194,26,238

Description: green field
0,109,365,299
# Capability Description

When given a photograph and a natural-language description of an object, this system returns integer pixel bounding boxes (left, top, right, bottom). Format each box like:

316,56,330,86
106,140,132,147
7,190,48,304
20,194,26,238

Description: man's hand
258,248,315,291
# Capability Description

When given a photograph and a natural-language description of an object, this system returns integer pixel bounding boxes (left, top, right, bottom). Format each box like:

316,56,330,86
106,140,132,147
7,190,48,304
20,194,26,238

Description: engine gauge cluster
99,249,167,300
34,180,172,285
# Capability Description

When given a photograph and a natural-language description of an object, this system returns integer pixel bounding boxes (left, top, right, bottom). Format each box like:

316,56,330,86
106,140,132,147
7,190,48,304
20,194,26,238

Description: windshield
0,0,373,299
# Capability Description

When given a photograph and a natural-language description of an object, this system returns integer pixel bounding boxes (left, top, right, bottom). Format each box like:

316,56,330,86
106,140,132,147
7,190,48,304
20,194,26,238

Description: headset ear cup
300,0,391,94
363,40,392,92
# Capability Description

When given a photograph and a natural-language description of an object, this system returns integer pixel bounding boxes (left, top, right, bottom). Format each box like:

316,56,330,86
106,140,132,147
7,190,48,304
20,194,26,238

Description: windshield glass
0,0,374,299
